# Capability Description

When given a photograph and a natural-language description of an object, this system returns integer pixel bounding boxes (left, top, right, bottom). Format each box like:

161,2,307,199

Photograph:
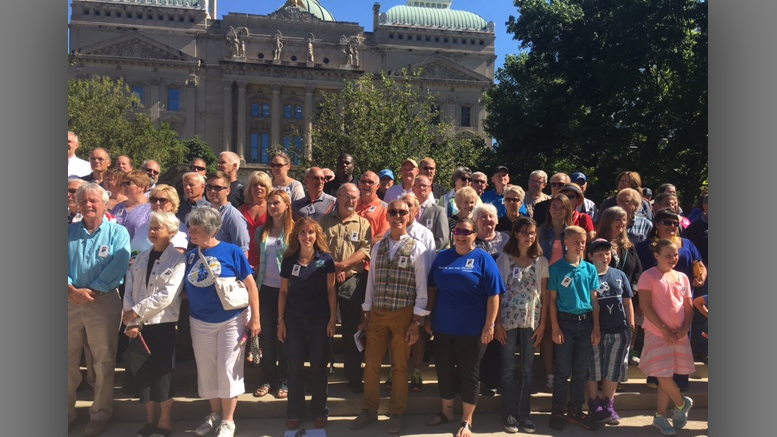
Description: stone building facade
68,0,496,170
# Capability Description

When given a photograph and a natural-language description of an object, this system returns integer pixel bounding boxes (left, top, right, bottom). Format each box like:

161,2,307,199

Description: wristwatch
412,319,422,326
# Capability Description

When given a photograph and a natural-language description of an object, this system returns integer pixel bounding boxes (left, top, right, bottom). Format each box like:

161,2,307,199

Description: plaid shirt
363,234,430,316
627,216,653,244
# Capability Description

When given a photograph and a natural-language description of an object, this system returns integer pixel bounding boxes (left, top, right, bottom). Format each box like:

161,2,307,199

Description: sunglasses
143,168,160,176
460,176,473,182
205,184,228,192
191,165,207,172
269,163,286,168
504,197,521,203
453,228,475,236
550,182,566,187
658,219,680,227
68,188,78,194
149,197,169,204
387,209,409,217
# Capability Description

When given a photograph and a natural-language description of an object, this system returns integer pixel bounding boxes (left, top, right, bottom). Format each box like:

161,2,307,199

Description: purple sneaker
587,397,612,423
603,397,621,425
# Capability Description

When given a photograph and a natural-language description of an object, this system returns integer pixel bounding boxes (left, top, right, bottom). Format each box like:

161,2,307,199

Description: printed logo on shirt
351,231,359,242
187,255,221,287
161,268,174,279
599,280,610,294
306,204,315,215
316,259,325,268
276,239,283,248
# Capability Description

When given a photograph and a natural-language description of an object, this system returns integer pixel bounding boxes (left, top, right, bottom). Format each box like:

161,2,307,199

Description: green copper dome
276,0,335,22
384,5,489,31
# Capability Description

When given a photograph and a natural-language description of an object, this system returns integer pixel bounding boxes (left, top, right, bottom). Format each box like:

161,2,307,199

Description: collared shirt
68,156,92,178
356,197,389,271
215,203,250,252
292,192,336,222
481,189,507,218
319,211,372,278
176,197,211,225
383,184,414,202
525,192,551,218
363,234,430,316
548,257,600,315
68,219,131,293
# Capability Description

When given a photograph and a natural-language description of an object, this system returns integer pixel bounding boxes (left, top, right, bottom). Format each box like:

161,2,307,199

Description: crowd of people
68,131,708,437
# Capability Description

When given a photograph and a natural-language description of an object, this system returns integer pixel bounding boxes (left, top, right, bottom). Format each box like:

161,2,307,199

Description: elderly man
356,171,390,246
525,170,551,218
217,151,245,208
68,183,131,436
139,159,162,193
114,155,134,173
570,172,597,219
533,172,571,226
412,175,449,251
377,169,394,200
419,157,446,201
319,183,372,393
481,166,511,218
471,171,489,197
177,172,212,225
68,131,92,178
83,148,112,185
350,198,429,435
291,167,336,222
205,171,250,256
384,159,419,201
324,153,356,196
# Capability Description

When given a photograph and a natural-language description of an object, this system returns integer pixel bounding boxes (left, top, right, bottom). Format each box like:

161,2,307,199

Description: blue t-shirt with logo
596,267,633,334
185,242,253,323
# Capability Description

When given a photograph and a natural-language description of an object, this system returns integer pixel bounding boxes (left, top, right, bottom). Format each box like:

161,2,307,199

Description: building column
304,85,314,159
222,80,233,151
236,80,247,162
271,83,281,147
184,75,197,139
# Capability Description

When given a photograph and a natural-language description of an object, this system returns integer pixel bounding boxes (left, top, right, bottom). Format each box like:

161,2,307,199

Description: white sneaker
214,420,235,437
194,412,222,436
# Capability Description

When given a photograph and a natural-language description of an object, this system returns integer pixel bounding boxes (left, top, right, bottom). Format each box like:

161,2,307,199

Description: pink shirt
637,267,692,335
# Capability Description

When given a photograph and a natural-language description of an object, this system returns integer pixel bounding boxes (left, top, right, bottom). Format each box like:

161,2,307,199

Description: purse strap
197,247,217,279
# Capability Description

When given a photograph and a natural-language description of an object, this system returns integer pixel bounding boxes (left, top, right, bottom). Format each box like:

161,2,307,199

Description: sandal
134,423,157,437
426,411,453,426
276,385,288,399
253,383,271,398
455,421,473,437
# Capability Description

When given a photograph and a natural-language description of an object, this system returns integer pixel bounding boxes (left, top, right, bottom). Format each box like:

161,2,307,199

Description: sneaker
503,415,520,433
587,397,612,423
672,396,693,430
349,409,377,430
521,419,537,433
548,405,565,430
382,369,393,391
603,397,621,425
386,414,403,434
410,369,424,392
544,374,554,392
653,414,677,435
646,381,659,390
213,420,235,437
565,407,599,430
194,412,222,437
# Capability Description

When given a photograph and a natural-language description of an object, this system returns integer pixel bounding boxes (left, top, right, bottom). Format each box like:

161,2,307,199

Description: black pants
337,271,368,386
433,332,487,405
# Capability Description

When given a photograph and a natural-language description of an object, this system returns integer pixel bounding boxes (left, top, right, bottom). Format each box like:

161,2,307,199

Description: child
638,239,695,435
547,225,601,431
495,217,548,434
584,238,635,426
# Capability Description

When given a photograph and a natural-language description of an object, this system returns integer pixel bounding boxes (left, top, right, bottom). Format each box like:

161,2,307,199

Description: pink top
637,267,692,336
549,239,564,265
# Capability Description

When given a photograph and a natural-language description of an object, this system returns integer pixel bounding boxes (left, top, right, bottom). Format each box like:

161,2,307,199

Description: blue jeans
285,315,330,419
552,314,594,409
500,327,535,422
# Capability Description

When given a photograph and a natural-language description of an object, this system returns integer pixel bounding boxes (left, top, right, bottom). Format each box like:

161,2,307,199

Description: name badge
276,239,283,248
292,264,301,276
351,231,359,242
465,258,475,269
398,256,408,268
188,253,195,264
426,218,433,228
161,268,174,279
561,275,573,288
307,204,315,215
98,245,110,258
512,267,522,279
316,259,325,268
368,205,376,213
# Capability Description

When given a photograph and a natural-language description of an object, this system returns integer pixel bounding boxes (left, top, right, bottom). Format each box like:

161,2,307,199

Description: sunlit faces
205,177,230,204
187,224,211,246
183,176,205,201
504,195,522,213
477,211,497,234
337,155,355,177
216,157,235,174
564,234,587,258
68,181,81,212
250,181,267,201
516,225,537,248
400,162,419,183
453,221,477,247
337,186,359,212
149,194,172,212
560,189,581,207
611,216,627,235
68,132,79,158
269,157,289,175
656,219,679,238
379,175,394,192
148,220,174,245
386,201,410,230
358,174,379,197
616,195,638,217
654,243,679,270
191,158,207,175
121,180,145,197
267,194,289,219
412,176,432,202
305,168,327,192
77,190,107,220
549,199,569,221
297,222,318,248
89,149,111,172
456,198,477,217
419,159,437,180
549,175,568,195
528,175,547,195
491,170,510,190
115,156,133,172
588,248,612,268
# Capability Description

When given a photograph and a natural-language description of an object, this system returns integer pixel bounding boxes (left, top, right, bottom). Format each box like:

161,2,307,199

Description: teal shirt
548,257,599,315
68,220,131,293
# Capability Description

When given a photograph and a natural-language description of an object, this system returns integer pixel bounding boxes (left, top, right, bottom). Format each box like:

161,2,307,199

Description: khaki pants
68,290,122,422
362,306,413,415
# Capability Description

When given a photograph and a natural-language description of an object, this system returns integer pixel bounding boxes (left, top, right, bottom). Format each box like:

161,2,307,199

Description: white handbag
197,248,249,310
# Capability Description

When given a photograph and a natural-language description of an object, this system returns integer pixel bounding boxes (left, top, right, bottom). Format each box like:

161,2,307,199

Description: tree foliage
309,70,490,189
68,75,189,170
484,0,707,209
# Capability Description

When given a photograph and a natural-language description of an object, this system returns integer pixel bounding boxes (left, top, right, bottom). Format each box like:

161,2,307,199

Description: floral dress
497,254,549,331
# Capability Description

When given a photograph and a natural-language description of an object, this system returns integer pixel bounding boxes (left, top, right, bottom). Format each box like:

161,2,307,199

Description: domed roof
383,5,489,31
276,0,335,22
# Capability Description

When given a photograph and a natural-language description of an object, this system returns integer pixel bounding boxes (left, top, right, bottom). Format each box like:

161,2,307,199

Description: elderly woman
103,168,128,211
496,185,526,232
113,170,152,240
617,188,653,244
239,171,272,269
600,171,653,222
122,211,186,437
448,186,479,242
131,184,189,256
426,218,504,437
185,207,261,437
270,151,305,202
439,166,474,217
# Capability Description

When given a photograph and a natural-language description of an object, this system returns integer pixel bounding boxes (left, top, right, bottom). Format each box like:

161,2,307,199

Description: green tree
181,136,218,173
484,0,707,210
68,75,188,170
309,70,490,189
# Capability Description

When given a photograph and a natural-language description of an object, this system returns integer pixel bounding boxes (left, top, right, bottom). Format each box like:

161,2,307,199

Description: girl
495,217,548,434
277,218,337,430
637,239,694,435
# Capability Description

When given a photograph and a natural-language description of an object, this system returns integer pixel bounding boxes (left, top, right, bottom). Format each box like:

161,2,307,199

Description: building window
251,103,259,117
460,106,471,127
262,103,271,118
131,86,144,105
250,132,271,164
253,103,270,117
294,105,303,119
284,104,293,118
283,136,303,164
167,88,180,111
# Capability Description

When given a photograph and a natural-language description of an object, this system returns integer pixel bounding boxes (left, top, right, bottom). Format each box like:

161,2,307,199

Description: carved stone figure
307,33,315,63
273,31,283,61
226,26,248,58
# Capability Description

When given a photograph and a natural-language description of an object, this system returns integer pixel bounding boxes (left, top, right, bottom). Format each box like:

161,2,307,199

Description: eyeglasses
562,193,578,199
453,228,476,236
309,176,327,181
472,179,486,184
149,197,169,204
658,219,680,227
143,168,160,176
422,166,435,171
269,163,286,168
504,197,521,203
387,209,409,217
191,165,207,172
205,184,228,192
460,176,472,182
550,182,566,188
68,188,78,194
120,181,135,186
414,184,430,190
518,231,537,238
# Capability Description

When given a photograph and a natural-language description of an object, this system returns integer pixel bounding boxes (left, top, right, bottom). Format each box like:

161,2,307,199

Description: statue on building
340,35,361,67
273,31,284,61
226,26,248,58
306,33,315,63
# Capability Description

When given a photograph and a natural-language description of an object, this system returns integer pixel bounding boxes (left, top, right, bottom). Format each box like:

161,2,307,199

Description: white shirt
69,155,92,178
386,221,436,269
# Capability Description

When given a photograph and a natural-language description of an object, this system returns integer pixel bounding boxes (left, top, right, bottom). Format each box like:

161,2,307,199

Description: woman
250,190,293,398
439,166,473,217
131,184,189,256
558,183,595,240
113,170,152,240
600,171,653,222
239,171,272,269
617,188,653,244
425,218,504,437
123,211,186,437
103,168,128,211
473,203,509,258
495,217,548,434
496,184,525,232
269,151,305,202
448,186,479,243
185,207,260,437
277,218,337,430
596,206,643,287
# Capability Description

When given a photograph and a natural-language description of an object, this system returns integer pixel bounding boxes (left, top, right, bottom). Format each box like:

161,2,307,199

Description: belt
558,311,592,321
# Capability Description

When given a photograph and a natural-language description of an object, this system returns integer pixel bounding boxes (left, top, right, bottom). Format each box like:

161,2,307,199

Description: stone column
184,75,197,139
236,80,247,162
271,83,281,147
304,85,314,159
222,80,233,151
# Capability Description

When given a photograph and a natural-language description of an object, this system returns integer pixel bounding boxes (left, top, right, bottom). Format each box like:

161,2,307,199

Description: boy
584,239,635,426
548,226,600,431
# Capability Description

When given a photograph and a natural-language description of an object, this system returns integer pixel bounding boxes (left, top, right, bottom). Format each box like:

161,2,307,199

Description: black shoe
565,407,599,430
549,405,565,430
349,382,364,393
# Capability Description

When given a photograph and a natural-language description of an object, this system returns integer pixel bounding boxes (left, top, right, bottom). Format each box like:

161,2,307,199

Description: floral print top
496,253,549,331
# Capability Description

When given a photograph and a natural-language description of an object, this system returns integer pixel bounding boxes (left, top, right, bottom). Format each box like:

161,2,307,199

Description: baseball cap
402,158,418,168
493,165,509,175
642,187,653,198
587,238,613,254
571,172,587,184
379,169,394,180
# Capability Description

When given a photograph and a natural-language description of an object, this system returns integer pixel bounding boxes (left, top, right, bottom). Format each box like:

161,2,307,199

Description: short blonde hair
503,184,525,201
244,171,273,205
564,225,587,240
149,184,181,213
454,186,479,205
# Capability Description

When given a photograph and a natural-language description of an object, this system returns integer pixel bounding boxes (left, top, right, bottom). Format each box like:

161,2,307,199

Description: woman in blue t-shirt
277,217,337,430
425,218,504,437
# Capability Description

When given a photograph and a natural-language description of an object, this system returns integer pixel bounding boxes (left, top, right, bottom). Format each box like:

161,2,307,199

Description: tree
181,136,218,173
484,0,707,210
68,75,188,170
308,70,490,189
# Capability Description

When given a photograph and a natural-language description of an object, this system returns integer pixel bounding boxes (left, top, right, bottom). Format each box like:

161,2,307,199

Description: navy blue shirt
596,267,633,334
280,251,336,320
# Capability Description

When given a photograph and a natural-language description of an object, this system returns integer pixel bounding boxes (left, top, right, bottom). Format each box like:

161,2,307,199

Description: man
322,168,336,183
350,198,429,435
216,151,245,208
481,166,511,218
190,157,208,177
324,153,356,196
68,178,117,224
412,175,449,251
570,172,597,219
533,172,571,226
356,171,390,246
114,155,134,173
177,172,211,224
377,169,395,200
68,183,131,436
68,131,92,178
319,184,372,394
471,171,489,196
292,167,337,222
418,157,446,201
524,170,551,218
139,159,162,192
384,159,419,201
82,148,112,185
205,171,250,256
